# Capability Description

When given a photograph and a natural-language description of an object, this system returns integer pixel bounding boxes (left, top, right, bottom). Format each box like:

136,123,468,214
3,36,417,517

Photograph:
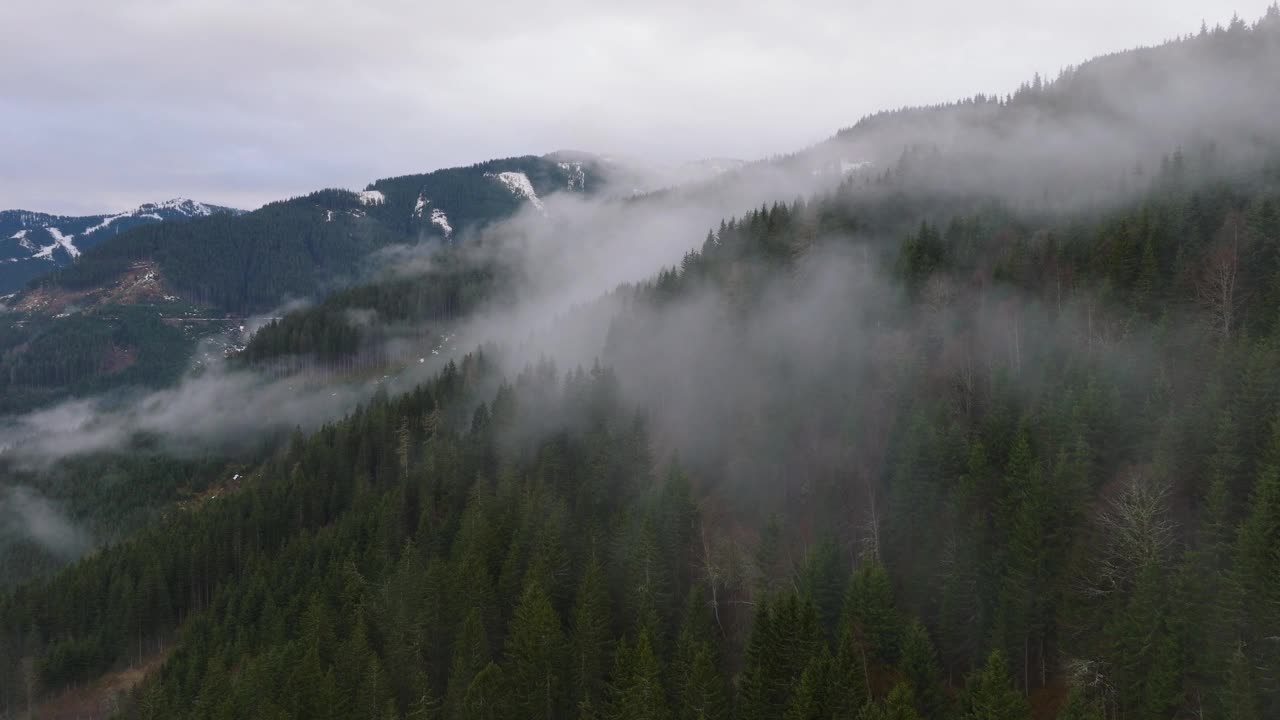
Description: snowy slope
0,198,240,293
486,171,546,214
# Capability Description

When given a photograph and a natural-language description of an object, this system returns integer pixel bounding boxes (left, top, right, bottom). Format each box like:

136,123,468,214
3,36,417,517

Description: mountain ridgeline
23,156,599,316
3,8,1280,720
0,157,600,414
0,200,240,295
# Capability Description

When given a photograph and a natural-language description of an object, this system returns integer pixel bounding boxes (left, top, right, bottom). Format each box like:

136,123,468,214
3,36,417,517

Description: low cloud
0,485,90,558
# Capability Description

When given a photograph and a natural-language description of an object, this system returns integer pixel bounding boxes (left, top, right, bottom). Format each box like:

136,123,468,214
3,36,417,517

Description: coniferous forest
3,8,1280,720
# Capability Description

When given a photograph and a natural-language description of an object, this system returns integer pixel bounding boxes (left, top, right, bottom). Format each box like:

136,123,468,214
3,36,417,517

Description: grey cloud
2,7,1277,466
0,485,90,558
3,1,1270,214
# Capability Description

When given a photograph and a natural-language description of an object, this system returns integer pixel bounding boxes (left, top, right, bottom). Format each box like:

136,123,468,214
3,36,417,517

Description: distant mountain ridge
0,198,241,294
19,155,605,316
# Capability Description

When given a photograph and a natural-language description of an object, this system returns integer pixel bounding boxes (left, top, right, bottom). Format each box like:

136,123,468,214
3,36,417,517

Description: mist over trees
3,6,1280,720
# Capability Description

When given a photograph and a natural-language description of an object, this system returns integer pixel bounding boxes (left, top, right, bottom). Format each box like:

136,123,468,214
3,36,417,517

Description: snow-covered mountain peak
137,198,216,216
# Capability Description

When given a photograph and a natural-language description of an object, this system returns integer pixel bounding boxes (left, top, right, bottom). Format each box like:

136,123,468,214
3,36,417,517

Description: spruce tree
1055,687,1103,720
505,572,567,720
961,649,1029,720
444,609,489,719
459,662,508,720
899,620,949,718
569,552,612,710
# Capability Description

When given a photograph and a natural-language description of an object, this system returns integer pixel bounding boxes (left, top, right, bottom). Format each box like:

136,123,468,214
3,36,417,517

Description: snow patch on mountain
34,228,79,260
357,190,386,206
413,194,427,218
486,171,545,214
78,198,218,238
82,212,131,236
9,230,35,252
0,198,238,294
430,208,453,237
557,162,586,191
49,228,79,258
149,198,214,215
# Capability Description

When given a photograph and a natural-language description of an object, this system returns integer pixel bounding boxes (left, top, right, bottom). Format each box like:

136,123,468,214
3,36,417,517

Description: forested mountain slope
0,157,603,413
0,200,240,295
3,8,1280,720
808,8,1280,205
25,156,597,316
6,120,1280,720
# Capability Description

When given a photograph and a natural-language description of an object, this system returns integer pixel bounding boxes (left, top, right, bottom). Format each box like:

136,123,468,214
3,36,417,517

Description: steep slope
0,199,240,294
768,9,1280,207
6,153,1280,718
4,10,1280,720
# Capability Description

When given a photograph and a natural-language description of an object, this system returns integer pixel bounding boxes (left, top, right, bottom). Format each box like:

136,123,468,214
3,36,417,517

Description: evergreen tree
505,571,567,720
1221,642,1261,720
459,662,508,720
899,620,949,718
961,650,1029,720
444,609,490,719
609,632,670,720
1055,687,1103,720
569,552,612,710
782,648,833,720
857,682,923,720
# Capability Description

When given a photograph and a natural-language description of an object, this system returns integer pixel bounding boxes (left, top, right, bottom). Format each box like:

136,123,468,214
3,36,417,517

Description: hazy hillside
2,7,1280,720
0,157,607,414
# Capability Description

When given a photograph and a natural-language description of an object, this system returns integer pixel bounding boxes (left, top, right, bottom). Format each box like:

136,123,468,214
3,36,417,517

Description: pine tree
830,602,872,718
459,662,508,720
355,655,395,720
899,620,949,718
961,650,1029,720
505,571,567,720
569,552,612,710
1174,412,1240,705
801,537,849,641
1108,562,1181,720
405,677,443,720
444,609,489,719
1055,687,1103,720
857,682,923,720
679,642,730,720
842,560,901,669
782,648,833,720
672,588,728,720
994,425,1051,692
1220,642,1260,720
609,632,670,720
1234,439,1280,700
737,597,779,720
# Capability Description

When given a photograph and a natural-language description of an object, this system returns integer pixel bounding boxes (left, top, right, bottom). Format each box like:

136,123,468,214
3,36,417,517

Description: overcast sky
2,1,1272,215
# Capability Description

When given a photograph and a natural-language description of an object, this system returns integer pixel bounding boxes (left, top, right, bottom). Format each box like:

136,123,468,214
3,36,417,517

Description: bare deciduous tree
1083,473,1177,598
1198,211,1247,342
